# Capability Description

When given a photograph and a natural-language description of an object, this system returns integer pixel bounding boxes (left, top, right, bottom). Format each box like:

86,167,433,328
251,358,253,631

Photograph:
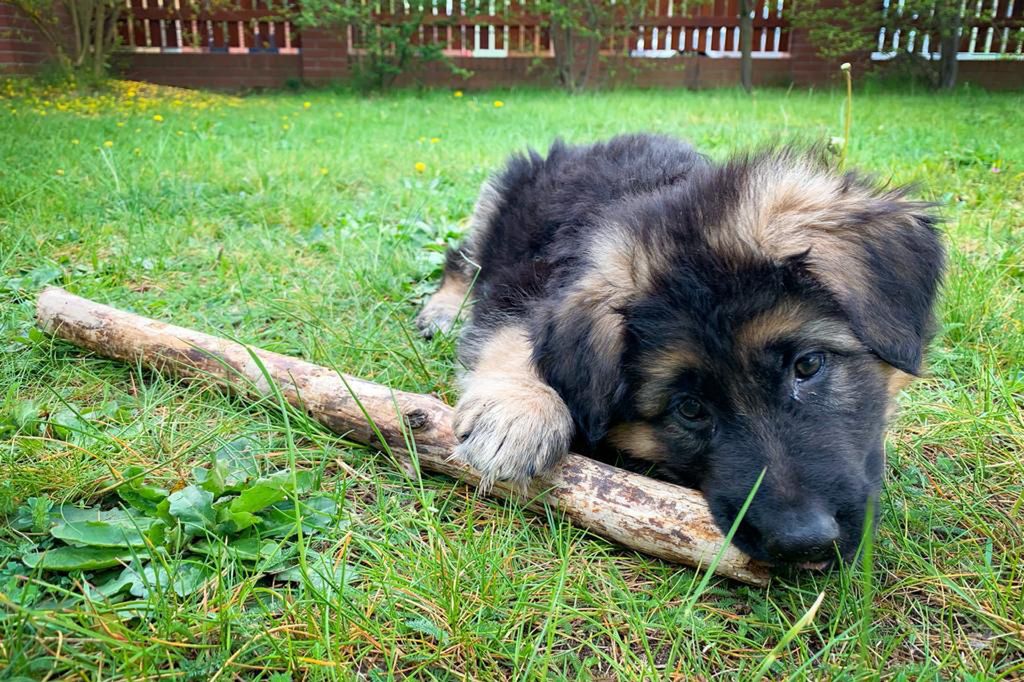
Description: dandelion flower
414,161,427,173
116,121,125,127
493,100,504,108
56,169,64,176
320,167,329,175
430,137,440,144
71,138,79,145
282,123,290,130
303,101,312,109
103,140,113,148
454,90,463,98
153,114,164,122
134,148,142,156
419,136,427,143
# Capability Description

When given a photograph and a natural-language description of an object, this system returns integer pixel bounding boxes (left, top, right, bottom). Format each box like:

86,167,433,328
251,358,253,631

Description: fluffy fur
417,134,944,566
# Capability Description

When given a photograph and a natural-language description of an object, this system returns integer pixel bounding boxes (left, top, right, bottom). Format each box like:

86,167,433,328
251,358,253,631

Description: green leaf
192,536,283,564
116,560,214,598
12,496,53,533
50,517,162,549
194,437,262,496
404,617,447,642
116,466,169,515
87,569,139,600
4,264,62,293
166,486,216,535
213,497,260,533
273,551,359,596
49,407,91,443
260,496,340,538
229,472,290,514
23,547,133,571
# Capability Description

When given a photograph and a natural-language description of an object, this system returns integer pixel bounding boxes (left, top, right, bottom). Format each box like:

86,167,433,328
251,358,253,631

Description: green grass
0,77,1022,680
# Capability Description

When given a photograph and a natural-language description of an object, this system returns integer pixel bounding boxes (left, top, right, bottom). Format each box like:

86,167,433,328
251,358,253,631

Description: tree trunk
92,0,105,77
552,21,576,91
35,287,771,586
938,11,960,90
739,0,753,92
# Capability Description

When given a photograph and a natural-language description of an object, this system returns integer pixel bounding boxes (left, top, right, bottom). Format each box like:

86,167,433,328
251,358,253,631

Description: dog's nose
764,510,840,563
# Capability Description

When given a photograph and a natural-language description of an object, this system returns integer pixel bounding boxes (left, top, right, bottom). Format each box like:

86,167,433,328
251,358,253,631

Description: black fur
443,134,944,566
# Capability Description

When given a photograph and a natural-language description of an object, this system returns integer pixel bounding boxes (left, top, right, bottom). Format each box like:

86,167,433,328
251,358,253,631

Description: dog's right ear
532,294,628,448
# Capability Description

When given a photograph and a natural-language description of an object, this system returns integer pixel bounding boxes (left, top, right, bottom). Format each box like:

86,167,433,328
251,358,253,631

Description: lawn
0,77,1022,680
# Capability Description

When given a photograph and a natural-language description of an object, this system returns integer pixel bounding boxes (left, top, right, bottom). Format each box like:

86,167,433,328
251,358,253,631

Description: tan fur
453,325,574,488
416,179,497,337
554,223,669,385
416,269,472,337
708,157,906,301
881,363,915,421
736,301,865,354
606,422,666,462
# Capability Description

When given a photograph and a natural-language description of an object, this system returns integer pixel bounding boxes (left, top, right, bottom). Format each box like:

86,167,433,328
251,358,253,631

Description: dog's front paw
415,299,459,339
452,378,573,490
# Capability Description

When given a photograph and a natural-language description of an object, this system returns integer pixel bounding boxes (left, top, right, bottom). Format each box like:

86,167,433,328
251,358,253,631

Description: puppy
417,134,944,567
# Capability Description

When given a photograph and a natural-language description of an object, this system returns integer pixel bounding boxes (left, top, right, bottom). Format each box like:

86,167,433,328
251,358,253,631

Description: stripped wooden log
36,287,770,585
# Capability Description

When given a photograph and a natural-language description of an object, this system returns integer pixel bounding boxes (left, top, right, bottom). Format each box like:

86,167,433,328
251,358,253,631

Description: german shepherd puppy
417,134,944,567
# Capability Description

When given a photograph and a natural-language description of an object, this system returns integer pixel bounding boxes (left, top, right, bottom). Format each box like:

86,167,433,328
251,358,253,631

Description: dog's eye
794,352,825,380
677,397,706,421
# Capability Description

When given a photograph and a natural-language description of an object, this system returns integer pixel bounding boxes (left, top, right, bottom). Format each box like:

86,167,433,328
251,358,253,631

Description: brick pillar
300,27,351,84
0,2,56,74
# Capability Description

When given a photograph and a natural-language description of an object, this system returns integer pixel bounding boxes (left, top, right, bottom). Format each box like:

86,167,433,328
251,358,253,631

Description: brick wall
113,53,302,89
0,2,54,74
957,61,1024,91
300,28,349,84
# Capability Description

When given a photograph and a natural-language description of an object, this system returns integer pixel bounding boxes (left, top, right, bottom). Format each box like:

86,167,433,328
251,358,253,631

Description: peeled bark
36,287,770,586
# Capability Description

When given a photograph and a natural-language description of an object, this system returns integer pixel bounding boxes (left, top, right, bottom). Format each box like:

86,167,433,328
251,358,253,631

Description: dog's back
467,135,707,318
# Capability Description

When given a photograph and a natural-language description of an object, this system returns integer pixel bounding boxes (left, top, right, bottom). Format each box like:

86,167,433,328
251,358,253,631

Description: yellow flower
430,137,440,144
303,101,312,109
103,140,113,148
71,138,79,145
334,112,343,118
56,169,64,176
454,90,463,98
153,114,163,122
319,167,328,175
134,147,142,155
418,136,427,143
282,123,290,130
116,121,125,127
176,131,184,136
414,161,427,173
493,100,504,108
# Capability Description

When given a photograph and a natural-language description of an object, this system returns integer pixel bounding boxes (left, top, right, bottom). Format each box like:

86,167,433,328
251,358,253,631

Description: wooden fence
115,0,791,58
873,0,1024,60
119,0,300,53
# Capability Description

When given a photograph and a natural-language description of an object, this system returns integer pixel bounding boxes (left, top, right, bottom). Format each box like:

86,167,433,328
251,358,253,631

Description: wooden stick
36,287,770,585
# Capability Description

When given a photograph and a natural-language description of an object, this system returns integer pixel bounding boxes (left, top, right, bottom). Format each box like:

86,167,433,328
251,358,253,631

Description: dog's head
535,150,944,566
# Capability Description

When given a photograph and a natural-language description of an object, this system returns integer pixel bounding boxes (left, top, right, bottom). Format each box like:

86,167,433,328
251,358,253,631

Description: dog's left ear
804,195,945,375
